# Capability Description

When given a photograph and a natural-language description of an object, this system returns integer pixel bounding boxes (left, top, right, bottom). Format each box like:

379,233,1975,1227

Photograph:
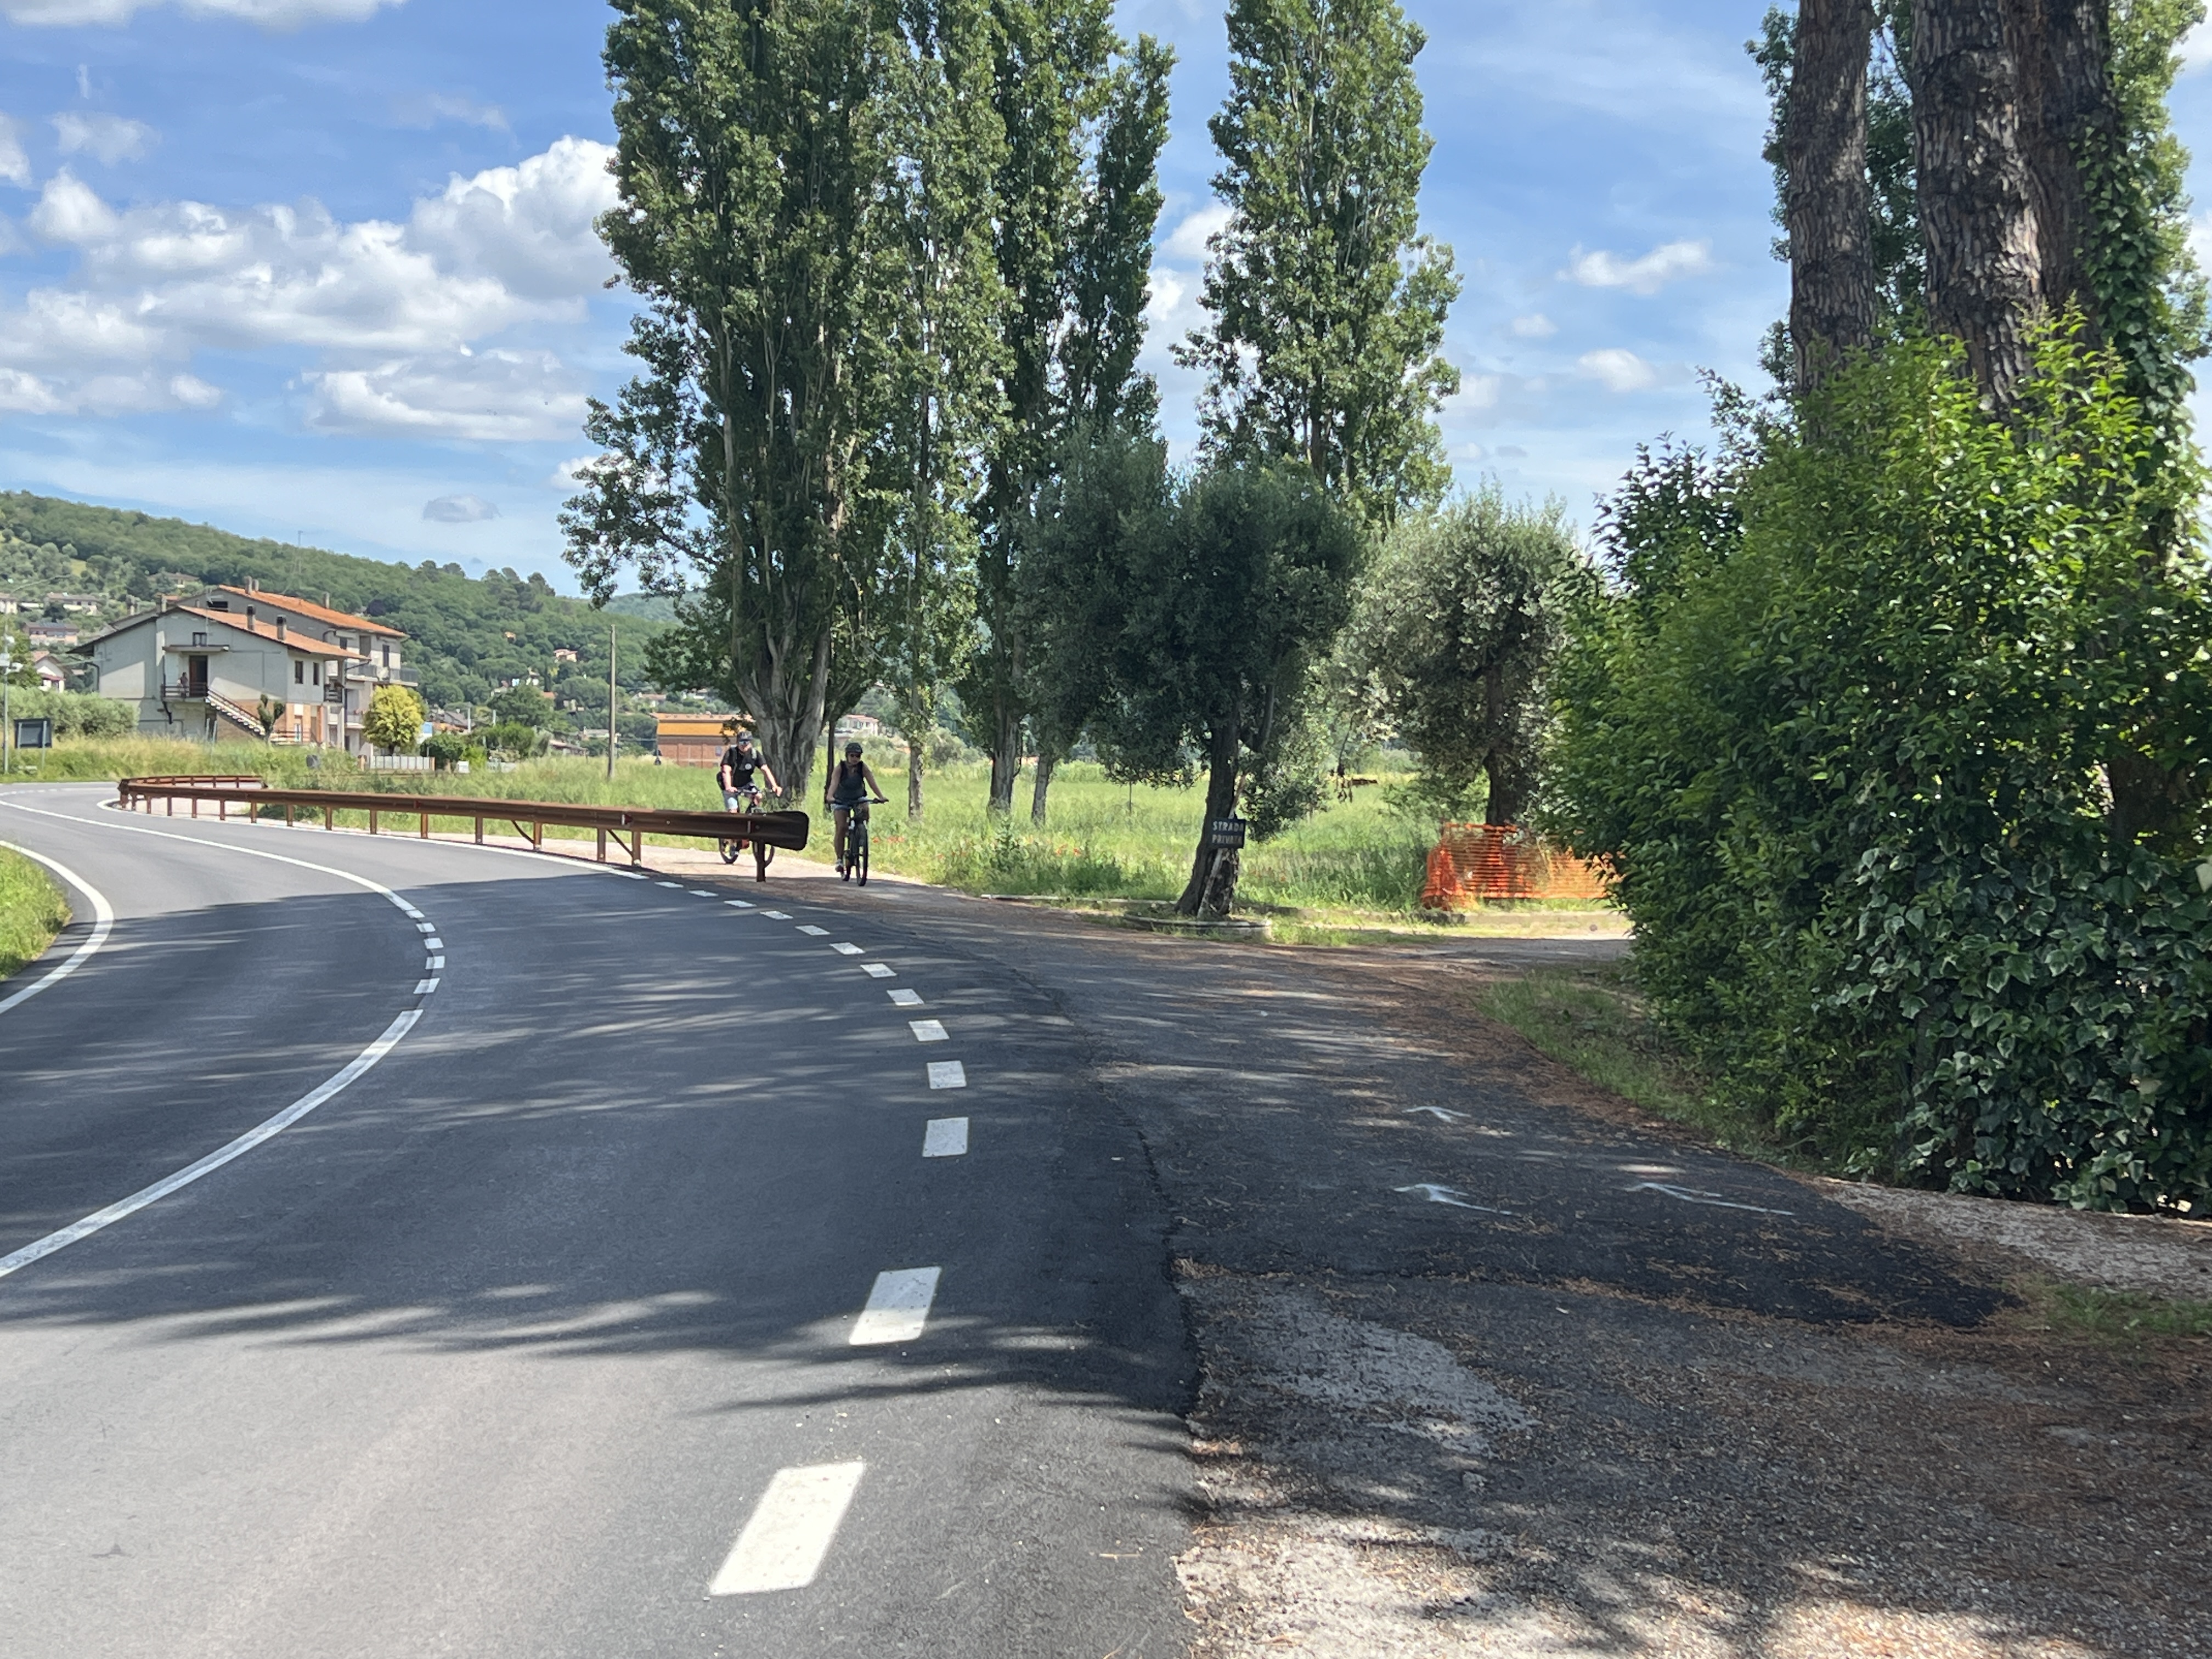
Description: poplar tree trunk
987,699,1020,815
2006,0,2115,328
1911,0,2043,406
1787,0,1878,390
1030,748,1056,825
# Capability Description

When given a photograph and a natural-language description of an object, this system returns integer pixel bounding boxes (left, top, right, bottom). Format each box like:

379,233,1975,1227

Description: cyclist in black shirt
717,732,780,810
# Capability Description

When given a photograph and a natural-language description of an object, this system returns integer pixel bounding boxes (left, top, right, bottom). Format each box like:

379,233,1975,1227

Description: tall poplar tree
563,0,905,800
1176,0,1460,523
883,0,1007,819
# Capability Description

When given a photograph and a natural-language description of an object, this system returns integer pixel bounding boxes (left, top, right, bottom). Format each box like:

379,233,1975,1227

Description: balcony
160,680,210,701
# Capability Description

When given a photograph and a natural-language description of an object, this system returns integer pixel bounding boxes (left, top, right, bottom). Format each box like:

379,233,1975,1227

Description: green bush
1551,332,2212,1212
3,689,134,738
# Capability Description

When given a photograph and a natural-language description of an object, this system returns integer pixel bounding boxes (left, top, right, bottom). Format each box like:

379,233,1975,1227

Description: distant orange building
656,712,746,766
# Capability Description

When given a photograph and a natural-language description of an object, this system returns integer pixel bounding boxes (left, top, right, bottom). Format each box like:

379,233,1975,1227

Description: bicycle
718,785,779,876
838,797,890,885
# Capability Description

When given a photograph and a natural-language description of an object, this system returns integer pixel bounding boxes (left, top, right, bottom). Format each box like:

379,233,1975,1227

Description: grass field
0,847,69,983
23,737,1627,932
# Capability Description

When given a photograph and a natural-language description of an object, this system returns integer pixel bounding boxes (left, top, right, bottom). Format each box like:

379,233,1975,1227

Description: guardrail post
324,804,334,831
190,797,198,818
629,828,642,867
285,804,295,827
419,810,428,840
532,819,543,850
218,797,227,821
475,816,484,845
597,828,607,862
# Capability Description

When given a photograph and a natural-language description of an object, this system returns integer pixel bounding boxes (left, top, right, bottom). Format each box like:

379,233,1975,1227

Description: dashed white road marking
416,921,437,933
923,1118,969,1158
928,1060,967,1090
908,1019,948,1043
613,870,650,880
1405,1106,1468,1123
708,1462,867,1596
424,936,444,951
861,962,894,978
0,1007,422,1282
797,924,829,936
413,978,440,995
762,910,792,919
830,942,863,956
689,889,717,897
655,881,685,889
0,842,115,1019
726,900,755,910
426,956,445,970
850,1266,940,1345
887,988,922,1007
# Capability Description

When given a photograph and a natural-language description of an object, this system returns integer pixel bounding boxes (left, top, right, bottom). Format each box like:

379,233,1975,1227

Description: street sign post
14,718,52,750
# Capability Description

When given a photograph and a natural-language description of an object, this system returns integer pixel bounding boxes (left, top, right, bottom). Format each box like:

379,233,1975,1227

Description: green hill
0,491,674,719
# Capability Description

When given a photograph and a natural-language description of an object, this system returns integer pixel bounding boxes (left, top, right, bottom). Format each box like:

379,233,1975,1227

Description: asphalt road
0,784,1191,1658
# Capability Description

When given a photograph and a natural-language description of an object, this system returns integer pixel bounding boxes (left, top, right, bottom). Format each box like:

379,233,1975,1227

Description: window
380,643,391,668
312,662,322,687
294,659,304,684
191,631,207,646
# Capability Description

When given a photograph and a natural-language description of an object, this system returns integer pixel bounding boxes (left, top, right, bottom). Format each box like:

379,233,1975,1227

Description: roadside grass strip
923,1118,969,1158
909,1019,949,1042
0,842,108,1017
850,1266,941,1345
709,1463,867,1596
887,988,922,1007
928,1060,967,1089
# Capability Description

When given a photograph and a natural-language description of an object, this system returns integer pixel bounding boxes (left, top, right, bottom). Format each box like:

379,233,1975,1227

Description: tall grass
0,847,69,981
42,737,1444,912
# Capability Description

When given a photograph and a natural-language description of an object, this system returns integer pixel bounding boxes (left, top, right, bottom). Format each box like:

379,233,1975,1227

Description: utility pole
0,643,12,778
606,622,617,781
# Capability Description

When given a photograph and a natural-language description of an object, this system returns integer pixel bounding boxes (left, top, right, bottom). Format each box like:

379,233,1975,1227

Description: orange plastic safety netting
1421,823,1611,907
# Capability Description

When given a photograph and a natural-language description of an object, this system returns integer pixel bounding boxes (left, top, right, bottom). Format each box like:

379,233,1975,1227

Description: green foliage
1177,0,1460,521
0,847,69,984
420,732,487,770
1342,489,1590,825
481,721,549,759
1551,333,2212,1212
0,492,664,713
487,684,552,729
1,688,133,738
362,685,426,755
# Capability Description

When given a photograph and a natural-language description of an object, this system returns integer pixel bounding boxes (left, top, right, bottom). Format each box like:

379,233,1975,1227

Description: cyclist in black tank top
824,741,885,877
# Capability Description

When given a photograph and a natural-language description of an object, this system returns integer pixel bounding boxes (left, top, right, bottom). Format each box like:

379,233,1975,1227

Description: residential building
30,651,66,692
44,592,104,614
553,647,579,663
27,620,78,647
80,581,413,754
0,594,17,614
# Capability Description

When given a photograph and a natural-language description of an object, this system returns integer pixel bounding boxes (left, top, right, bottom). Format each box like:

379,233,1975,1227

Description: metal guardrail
114,775,811,874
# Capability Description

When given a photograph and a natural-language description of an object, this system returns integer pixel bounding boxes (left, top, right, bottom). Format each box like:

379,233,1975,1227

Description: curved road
0,783,1190,1658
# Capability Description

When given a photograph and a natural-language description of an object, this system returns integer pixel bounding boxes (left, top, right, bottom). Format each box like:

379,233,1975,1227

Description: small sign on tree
1206,816,1248,850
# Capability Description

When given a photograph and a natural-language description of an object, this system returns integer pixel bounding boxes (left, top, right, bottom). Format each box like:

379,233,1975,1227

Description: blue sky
0,0,2207,591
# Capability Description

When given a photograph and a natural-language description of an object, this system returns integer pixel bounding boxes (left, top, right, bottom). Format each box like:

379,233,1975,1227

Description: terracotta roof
171,605,359,658
210,585,404,639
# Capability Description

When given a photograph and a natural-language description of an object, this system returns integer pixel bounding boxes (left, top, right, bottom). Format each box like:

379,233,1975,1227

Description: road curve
0,783,1190,1658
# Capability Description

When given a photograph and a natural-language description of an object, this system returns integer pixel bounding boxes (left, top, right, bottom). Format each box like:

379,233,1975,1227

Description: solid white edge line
0,842,115,1018
0,1007,422,1281
709,1462,867,1595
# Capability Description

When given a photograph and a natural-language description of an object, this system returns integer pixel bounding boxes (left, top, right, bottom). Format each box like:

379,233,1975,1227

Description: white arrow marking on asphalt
851,1266,940,1345
1394,1183,1511,1214
1627,1181,1795,1216
923,1117,969,1158
1404,1107,1468,1122
862,962,894,978
709,1462,867,1595
887,988,922,1007
928,1060,967,1089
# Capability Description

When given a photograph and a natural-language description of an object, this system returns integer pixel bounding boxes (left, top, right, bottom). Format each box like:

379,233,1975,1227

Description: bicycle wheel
855,819,870,884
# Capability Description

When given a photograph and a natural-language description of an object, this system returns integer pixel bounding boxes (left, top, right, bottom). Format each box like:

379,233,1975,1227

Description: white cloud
1576,348,1657,392
393,93,510,133
0,138,617,436
308,349,588,442
0,117,28,189
1510,313,1556,338
53,112,157,165
2182,20,2212,72
1563,239,1716,295
2,0,402,25
422,493,498,523
1163,202,1231,262
1449,374,1503,412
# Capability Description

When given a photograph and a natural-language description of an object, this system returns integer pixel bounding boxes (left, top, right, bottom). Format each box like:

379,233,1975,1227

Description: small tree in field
1344,492,1589,825
363,686,426,755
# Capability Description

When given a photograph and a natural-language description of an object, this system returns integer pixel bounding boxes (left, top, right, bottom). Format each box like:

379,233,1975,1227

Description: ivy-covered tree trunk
2006,0,2115,326
1910,0,2043,404
1786,0,1877,389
